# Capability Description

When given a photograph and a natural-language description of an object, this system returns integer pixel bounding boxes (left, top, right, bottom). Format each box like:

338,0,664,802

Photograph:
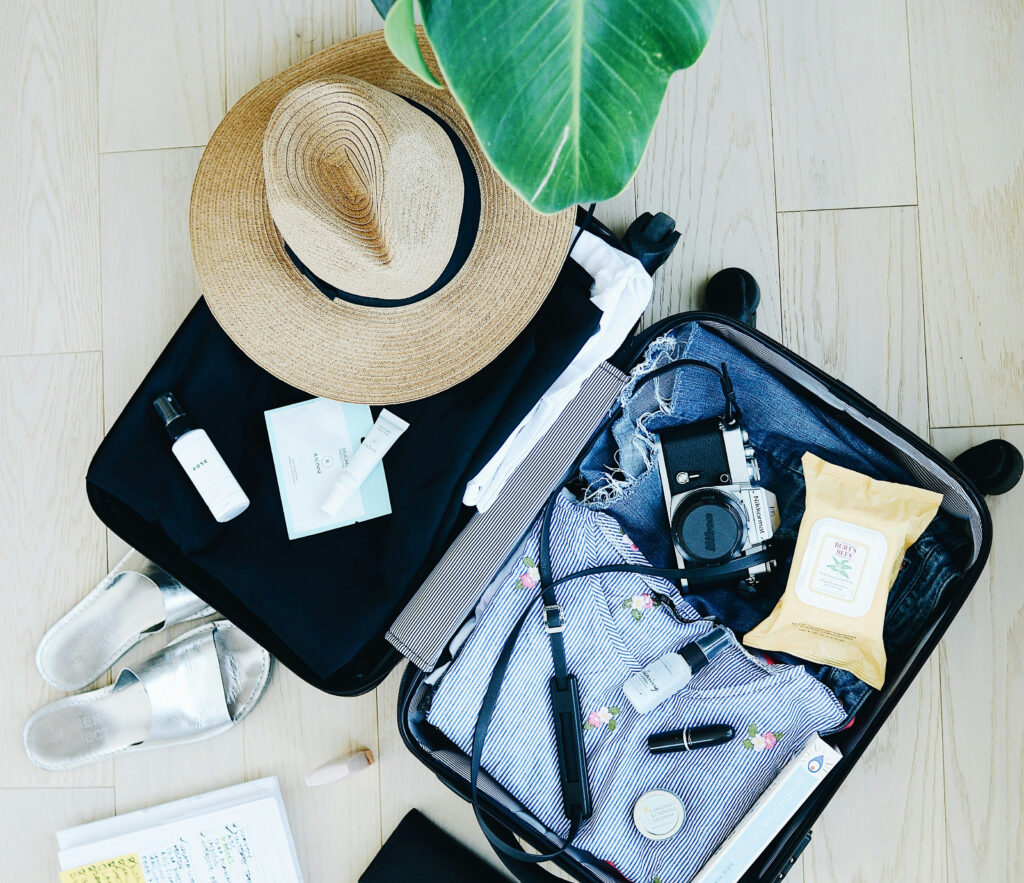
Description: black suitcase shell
393,309,993,883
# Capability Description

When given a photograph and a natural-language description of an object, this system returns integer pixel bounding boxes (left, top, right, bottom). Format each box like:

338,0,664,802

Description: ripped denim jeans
579,323,970,713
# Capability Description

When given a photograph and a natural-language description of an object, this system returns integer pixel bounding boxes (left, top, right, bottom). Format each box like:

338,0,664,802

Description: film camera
656,416,779,590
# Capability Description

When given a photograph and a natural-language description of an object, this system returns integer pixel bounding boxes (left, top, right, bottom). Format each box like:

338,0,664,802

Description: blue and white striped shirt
428,493,846,883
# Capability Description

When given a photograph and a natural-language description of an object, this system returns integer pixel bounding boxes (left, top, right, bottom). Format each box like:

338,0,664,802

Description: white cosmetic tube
321,409,409,517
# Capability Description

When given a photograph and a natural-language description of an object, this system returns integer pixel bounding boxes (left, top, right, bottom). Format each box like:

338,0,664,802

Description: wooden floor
1,1,1021,880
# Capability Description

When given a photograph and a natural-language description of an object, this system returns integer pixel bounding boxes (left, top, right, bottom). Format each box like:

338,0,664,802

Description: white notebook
57,777,303,883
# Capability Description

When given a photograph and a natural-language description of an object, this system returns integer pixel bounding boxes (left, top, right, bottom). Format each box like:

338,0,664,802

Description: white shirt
463,228,653,510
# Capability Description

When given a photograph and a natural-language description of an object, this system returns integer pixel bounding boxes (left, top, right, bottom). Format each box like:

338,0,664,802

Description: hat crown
263,77,464,299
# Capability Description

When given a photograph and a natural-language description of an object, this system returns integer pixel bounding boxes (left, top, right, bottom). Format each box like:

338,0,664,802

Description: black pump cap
679,626,731,676
648,725,735,754
153,392,193,442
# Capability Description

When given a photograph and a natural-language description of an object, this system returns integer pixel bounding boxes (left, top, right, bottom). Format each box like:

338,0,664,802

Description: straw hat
190,29,575,404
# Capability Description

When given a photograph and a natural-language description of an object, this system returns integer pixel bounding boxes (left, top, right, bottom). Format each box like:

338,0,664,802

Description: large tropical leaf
409,0,720,213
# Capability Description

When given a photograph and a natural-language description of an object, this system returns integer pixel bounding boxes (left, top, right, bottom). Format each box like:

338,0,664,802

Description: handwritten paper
57,778,302,883
59,852,146,883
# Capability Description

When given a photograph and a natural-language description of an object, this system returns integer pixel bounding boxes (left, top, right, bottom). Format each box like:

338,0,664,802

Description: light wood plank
767,0,917,212
0,354,111,788
801,657,947,882
908,0,1024,426
931,425,1024,882
0,0,101,356
98,0,225,152
779,207,928,434
0,787,114,880
244,668,382,881
376,668,517,881
224,0,381,107
633,0,782,341
99,148,204,430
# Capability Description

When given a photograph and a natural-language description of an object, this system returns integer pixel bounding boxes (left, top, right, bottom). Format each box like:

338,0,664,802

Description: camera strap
629,358,741,426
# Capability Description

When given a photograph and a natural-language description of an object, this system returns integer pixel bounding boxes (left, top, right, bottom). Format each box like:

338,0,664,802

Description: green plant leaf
371,0,397,17
748,723,758,737
418,0,720,213
742,739,753,749
608,706,620,715
384,0,442,88
524,556,535,568
608,719,617,731
631,609,642,621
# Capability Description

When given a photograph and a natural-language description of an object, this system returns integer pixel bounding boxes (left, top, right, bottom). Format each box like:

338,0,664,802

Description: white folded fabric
463,228,653,510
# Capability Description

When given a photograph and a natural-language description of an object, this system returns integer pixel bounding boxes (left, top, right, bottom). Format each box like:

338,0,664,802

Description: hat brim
190,30,575,404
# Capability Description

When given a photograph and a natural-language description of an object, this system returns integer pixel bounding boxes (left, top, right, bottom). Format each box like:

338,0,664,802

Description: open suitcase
87,213,1004,883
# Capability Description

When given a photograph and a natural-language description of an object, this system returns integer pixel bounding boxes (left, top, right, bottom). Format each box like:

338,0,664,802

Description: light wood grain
779,207,928,434
931,425,1024,882
767,0,917,212
908,0,1024,426
0,787,114,880
224,0,381,107
633,0,782,341
98,0,225,152
0,354,111,789
99,148,204,427
802,656,947,882
244,668,382,881
0,0,101,356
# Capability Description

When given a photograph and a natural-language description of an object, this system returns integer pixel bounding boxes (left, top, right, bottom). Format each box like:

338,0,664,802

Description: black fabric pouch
360,810,508,883
86,258,599,694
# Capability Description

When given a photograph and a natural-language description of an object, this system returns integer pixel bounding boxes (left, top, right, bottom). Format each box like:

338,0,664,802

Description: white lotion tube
321,408,409,517
153,392,250,523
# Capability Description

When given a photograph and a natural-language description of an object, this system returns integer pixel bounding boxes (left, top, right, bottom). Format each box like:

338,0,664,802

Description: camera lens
672,491,747,565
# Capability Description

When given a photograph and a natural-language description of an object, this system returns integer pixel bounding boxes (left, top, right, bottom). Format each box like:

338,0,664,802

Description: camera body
655,417,779,588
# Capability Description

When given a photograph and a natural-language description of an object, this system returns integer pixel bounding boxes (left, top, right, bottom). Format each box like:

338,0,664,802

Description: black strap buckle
542,604,565,634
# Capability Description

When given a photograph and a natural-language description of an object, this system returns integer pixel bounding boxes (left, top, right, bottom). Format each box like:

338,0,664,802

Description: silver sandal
36,549,213,692
24,620,271,770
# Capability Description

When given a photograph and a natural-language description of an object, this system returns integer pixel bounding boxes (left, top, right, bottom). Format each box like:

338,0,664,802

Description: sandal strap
135,559,212,626
118,625,231,742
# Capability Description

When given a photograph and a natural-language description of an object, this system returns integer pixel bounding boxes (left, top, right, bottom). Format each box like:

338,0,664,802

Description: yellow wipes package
744,453,942,689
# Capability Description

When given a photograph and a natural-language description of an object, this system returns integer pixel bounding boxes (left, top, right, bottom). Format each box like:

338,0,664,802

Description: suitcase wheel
623,212,680,276
954,439,1023,496
704,267,761,329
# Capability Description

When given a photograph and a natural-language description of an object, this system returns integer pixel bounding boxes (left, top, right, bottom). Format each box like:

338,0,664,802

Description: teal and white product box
265,398,392,539
692,734,842,883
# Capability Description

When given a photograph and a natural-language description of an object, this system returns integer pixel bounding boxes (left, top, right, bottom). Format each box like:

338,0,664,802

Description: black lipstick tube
648,725,735,754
